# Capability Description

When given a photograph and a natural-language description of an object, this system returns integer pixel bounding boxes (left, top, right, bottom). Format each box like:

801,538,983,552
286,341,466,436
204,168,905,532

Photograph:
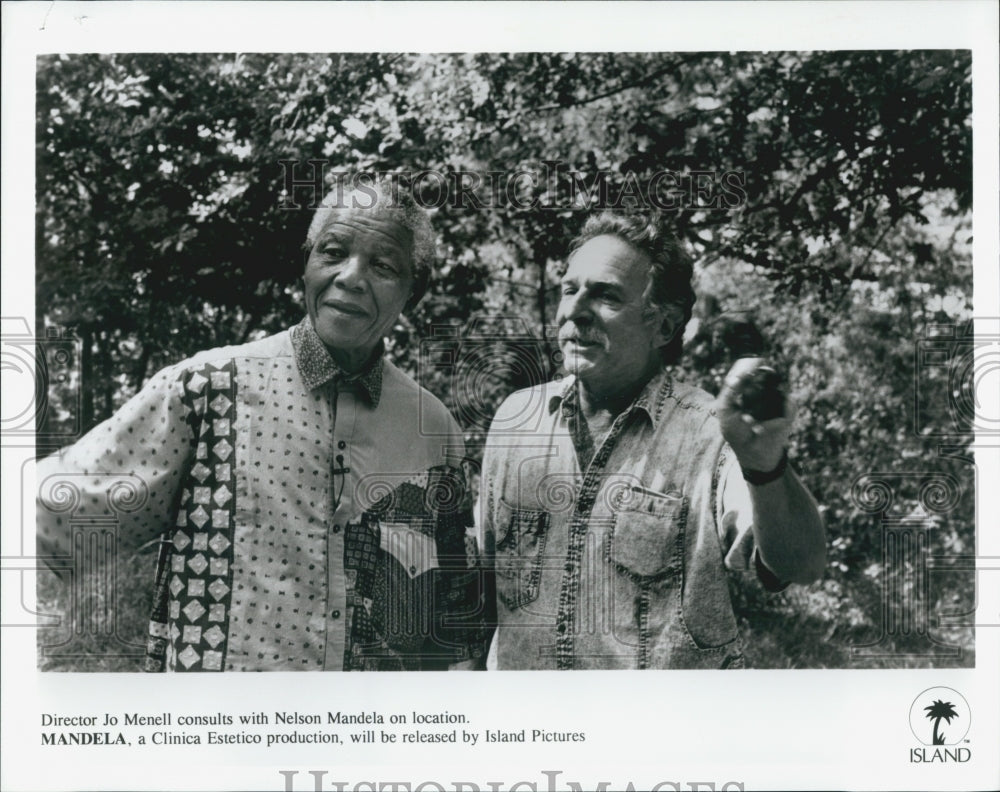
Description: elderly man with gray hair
37,179,491,672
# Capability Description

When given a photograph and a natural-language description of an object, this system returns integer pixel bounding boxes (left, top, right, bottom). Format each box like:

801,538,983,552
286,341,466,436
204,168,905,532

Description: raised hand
714,357,795,474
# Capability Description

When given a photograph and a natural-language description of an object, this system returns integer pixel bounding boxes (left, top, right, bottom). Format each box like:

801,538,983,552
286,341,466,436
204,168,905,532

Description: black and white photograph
2,2,998,791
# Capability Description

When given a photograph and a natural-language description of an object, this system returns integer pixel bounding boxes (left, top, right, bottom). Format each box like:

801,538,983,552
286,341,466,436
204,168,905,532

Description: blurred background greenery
35,51,975,670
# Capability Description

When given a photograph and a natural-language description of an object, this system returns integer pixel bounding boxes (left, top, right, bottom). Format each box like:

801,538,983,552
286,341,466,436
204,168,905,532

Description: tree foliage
36,51,974,668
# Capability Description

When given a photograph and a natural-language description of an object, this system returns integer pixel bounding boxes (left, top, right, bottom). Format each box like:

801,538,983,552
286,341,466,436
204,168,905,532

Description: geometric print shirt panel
37,318,471,671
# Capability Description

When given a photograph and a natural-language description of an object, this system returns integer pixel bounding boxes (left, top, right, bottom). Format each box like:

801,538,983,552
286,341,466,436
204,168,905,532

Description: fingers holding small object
740,412,758,427
731,363,786,422
744,412,792,435
741,413,765,436
721,356,766,395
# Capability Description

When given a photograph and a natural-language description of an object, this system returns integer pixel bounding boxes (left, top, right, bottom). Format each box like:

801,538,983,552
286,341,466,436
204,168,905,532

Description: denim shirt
481,368,762,670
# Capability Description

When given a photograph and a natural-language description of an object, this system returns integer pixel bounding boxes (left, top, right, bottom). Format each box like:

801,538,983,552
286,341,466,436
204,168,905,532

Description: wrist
741,449,789,486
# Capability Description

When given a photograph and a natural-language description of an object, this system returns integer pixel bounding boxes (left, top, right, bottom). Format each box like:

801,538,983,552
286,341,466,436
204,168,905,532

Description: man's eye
561,285,577,296
320,246,346,259
373,259,397,273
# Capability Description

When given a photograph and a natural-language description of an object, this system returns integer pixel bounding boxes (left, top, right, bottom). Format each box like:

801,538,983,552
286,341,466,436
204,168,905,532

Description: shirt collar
291,316,384,407
548,367,672,429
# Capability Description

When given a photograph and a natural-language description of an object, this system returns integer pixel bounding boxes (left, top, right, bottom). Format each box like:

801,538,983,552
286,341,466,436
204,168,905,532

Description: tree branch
533,54,705,113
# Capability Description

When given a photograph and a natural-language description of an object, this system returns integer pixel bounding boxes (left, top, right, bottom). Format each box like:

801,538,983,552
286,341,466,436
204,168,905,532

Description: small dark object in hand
738,366,785,421
722,320,765,358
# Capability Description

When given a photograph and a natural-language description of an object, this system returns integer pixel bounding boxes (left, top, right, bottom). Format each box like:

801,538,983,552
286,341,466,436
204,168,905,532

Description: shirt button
409,565,417,575
332,524,341,534
565,562,575,573
337,440,346,450
331,610,341,619
556,623,566,634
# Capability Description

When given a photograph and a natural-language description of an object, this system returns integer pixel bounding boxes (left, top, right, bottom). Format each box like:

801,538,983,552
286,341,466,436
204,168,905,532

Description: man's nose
333,253,366,291
559,290,591,323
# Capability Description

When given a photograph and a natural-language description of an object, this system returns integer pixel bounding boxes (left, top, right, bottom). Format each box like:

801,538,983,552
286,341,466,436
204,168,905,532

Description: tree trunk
80,325,94,433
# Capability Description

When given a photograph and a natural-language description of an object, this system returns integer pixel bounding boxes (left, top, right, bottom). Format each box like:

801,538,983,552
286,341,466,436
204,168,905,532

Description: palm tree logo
910,687,970,746
923,699,960,745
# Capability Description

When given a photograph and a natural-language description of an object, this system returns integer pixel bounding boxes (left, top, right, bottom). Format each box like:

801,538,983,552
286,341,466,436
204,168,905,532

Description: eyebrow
369,239,406,258
316,227,349,246
316,227,405,260
562,276,624,295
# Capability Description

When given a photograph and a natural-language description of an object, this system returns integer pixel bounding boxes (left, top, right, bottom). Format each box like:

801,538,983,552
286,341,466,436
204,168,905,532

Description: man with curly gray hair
481,210,825,670
37,178,491,672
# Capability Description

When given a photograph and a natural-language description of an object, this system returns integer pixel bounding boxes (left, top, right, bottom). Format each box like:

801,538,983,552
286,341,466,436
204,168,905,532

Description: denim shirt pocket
601,494,686,665
494,499,550,611
608,493,684,580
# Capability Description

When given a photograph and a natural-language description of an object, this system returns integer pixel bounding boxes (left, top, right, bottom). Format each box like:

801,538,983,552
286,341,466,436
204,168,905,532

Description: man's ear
406,267,429,311
403,289,417,312
654,304,682,348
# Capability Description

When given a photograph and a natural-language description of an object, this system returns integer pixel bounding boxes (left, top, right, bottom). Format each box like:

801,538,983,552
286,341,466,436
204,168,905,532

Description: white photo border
2,3,998,791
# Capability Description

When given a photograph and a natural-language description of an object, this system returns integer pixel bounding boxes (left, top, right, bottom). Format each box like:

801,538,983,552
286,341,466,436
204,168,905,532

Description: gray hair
303,178,436,309
569,211,694,364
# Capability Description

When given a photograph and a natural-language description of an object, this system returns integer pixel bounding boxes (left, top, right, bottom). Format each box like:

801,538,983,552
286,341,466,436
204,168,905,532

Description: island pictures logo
908,687,971,763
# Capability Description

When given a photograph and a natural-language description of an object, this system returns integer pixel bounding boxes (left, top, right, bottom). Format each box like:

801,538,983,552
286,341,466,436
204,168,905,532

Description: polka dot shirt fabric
37,317,489,671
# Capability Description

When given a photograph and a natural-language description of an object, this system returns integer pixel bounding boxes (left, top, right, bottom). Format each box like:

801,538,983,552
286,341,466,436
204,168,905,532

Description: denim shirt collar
547,367,672,429
291,316,384,407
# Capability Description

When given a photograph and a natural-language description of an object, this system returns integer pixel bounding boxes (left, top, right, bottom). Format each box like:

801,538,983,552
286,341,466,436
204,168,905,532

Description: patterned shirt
37,317,489,671
480,368,780,670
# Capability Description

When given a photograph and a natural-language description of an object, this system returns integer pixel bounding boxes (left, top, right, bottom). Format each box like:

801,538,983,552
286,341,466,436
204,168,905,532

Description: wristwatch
741,449,789,486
